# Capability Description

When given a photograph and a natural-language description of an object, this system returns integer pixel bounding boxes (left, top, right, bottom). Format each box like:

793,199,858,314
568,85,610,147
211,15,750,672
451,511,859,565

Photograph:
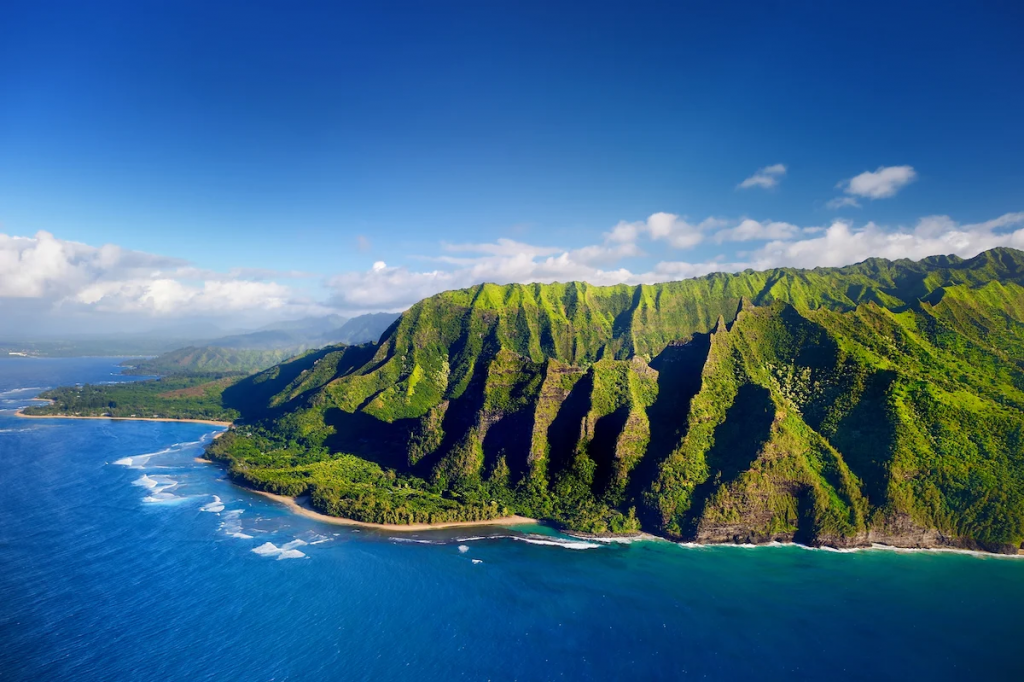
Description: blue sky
2,1,1023,332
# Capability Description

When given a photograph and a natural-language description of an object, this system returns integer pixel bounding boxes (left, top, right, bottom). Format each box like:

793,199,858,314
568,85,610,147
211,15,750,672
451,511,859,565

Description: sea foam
251,539,308,560
218,509,253,539
200,495,225,513
139,475,184,503
454,533,602,550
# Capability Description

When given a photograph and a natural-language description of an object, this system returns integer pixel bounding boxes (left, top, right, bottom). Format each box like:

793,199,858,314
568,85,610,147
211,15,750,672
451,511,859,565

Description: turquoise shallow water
1,357,1022,681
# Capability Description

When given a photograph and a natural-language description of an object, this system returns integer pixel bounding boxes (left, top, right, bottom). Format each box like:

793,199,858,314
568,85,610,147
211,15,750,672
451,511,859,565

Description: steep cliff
208,248,1024,552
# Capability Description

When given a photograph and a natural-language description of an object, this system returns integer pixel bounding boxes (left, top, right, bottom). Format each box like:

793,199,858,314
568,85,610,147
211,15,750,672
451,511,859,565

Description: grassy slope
124,346,296,376
208,248,1024,549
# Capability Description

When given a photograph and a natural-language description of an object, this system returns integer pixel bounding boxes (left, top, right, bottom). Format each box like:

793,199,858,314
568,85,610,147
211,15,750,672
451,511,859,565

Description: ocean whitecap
516,535,600,550
200,495,225,513
218,509,254,538
251,539,309,559
132,474,158,489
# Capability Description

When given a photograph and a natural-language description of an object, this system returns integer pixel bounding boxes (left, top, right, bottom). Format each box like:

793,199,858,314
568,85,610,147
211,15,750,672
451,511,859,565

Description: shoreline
247,488,538,532
15,409,232,427
233,480,1022,555
675,539,1024,559
239,486,1020,556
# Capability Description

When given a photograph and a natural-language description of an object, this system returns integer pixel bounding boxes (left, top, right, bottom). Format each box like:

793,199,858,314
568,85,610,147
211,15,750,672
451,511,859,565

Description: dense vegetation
23,374,241,422
201,248,1024,551
123,347,294,376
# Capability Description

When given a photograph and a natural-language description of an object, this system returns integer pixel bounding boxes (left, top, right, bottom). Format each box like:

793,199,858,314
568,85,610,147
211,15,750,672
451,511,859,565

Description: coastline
247,488,537,532
15,409,232,427
237,485,1019,556
231,479,1021,554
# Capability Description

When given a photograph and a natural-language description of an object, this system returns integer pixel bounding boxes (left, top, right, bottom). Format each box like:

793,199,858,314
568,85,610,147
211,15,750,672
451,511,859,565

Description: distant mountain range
1,312,400,366
123,312,400,375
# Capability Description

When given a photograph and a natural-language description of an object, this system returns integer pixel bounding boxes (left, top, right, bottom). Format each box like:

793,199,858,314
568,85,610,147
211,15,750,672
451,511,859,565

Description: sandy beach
15,409,232,427
248,488,537,532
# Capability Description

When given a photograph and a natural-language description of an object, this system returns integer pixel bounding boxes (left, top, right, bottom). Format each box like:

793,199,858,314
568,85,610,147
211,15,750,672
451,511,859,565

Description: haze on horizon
2,1,1023,336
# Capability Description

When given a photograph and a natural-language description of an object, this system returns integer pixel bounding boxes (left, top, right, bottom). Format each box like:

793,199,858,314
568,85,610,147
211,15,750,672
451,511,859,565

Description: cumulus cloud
607,213,724,250
8,209,1024,328
738,164,787,190
748,212,1024,270
0,230,320,320
838,165,917,199
713,219,801,243
325,211,1024,312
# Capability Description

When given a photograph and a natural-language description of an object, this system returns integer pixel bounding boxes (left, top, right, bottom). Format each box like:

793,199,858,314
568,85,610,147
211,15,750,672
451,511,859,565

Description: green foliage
190,248,1024,548
207,429,509,525
124,346,295,376
24,374,240,421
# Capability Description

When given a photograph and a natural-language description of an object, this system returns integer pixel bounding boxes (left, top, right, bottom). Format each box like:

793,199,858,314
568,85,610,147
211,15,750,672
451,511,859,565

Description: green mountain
204,248,1024,552
124,346,297,376
124,313,401,376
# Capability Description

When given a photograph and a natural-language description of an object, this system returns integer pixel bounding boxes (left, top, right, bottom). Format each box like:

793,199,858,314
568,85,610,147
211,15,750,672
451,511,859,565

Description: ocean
1,357,1021,681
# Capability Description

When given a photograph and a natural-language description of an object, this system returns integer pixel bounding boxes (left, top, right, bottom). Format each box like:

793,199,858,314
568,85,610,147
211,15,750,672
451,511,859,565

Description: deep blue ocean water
1,357,1022,681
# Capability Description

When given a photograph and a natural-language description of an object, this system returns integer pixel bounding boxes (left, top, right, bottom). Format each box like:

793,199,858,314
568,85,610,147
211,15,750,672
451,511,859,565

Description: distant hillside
204,312,399,350
328,312,400,344
124,347,296,376
124,312,400,376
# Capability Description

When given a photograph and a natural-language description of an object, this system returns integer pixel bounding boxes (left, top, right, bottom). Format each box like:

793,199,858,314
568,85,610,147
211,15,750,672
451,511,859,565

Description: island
24,247,1024,553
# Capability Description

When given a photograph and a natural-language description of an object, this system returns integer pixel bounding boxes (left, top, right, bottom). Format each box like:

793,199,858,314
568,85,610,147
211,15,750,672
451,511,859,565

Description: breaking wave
200,495,225,513
455,533,601,550
218,509,253,539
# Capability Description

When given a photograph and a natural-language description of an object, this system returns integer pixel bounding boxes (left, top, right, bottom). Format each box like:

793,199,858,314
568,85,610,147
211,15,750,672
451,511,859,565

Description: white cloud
713,219,801,242
607,213,724,250
7,209,1024,329
748,212,1024,270
838,165,917,199
325,211,1024,312
826,196,862,210
738,164,787,190
0,230,320,320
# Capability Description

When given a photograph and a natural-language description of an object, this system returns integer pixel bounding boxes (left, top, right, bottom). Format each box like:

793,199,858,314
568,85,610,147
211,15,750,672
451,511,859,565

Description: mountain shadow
322,408,416,471
590,404,632,499
412,339,498,481
222,345,343,419
482,409,535,486
545,370,594,481
630,334,711,522
828,370,898,508
682,383,775,538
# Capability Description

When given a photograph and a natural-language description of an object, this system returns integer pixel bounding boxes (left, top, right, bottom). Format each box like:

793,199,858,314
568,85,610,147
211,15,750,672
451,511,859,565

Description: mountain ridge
202,247,1024,552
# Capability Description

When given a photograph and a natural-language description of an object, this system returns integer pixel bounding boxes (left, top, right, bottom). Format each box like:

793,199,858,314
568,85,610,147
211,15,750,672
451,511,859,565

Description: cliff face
214,248,1024,551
